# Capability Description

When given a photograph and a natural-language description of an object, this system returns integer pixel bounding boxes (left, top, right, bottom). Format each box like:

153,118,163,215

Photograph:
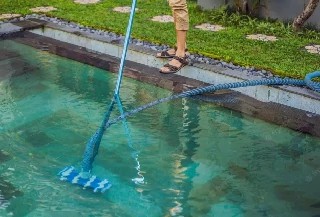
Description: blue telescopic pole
80,0,138,174
114,0,138,96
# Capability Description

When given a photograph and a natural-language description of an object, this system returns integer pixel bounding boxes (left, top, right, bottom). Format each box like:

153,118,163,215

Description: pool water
0,40,320,217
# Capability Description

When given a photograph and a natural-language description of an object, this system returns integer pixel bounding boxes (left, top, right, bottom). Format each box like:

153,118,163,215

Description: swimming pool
0,40,320,217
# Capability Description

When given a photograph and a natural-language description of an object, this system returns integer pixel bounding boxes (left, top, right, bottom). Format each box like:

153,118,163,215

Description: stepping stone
113,6,138,13
195,23,225,32
151,15,174,23
305,44,320,54
246,34,278,41
74,0,100,4
29,6,57,13
0,14,21,20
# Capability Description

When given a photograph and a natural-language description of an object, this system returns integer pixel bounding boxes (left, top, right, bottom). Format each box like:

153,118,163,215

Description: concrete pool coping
1,19,320,137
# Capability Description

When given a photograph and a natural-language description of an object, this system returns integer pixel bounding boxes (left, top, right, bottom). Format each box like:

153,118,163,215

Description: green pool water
0,40,320,217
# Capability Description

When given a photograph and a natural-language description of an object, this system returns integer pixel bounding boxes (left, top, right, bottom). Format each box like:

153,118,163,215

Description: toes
160,66,170,73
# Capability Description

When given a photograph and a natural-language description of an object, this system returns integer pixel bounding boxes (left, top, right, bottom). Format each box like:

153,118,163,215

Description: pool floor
0,40,320,217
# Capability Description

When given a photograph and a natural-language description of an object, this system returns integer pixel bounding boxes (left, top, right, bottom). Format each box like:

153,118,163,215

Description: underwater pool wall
1,19,320,137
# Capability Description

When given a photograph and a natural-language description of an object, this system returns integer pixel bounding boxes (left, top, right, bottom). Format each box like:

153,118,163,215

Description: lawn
1,0,320,78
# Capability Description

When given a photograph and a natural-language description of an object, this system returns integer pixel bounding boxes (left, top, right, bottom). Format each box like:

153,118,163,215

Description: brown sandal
156,47,189,58
159,56,189,74
156,49,175,58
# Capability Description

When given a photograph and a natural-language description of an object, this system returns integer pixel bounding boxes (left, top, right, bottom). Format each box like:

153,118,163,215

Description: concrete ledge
0,19,44,38
4,19,320,137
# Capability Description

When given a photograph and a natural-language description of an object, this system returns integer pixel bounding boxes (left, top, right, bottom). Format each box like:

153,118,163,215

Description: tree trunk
292,0,319,31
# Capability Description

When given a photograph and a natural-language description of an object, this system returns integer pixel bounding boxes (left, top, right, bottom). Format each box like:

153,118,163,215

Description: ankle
175,51,185,57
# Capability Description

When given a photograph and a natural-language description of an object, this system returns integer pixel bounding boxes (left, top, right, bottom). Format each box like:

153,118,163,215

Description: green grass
1,0,320,78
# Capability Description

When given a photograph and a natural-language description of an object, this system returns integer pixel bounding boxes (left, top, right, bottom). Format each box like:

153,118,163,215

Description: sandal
159,56,189,74
156,47,189,58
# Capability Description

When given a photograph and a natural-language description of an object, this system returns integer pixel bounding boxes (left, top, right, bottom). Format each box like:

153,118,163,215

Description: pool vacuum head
58,166,112,193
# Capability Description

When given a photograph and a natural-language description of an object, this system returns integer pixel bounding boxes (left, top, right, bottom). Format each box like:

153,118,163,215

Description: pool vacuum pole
114,0,137,96
58,0,138,193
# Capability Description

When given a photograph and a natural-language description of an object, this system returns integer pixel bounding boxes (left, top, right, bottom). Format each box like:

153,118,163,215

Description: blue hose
104,71,320,129
305,71,320,92
81,72,320,177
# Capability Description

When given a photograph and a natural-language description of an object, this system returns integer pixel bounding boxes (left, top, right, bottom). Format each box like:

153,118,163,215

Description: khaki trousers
168,0,189,31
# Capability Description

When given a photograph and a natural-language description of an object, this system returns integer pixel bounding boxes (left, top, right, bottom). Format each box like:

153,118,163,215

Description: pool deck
1,19,320,137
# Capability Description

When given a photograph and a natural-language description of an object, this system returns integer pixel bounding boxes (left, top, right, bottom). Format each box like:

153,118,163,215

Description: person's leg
175,29,187,57
160,0,189,73
156,30,187,58
170,0,189,56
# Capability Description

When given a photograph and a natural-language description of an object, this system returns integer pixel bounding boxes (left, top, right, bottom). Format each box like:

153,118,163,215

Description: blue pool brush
58,0,138,192
58,166,111,193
